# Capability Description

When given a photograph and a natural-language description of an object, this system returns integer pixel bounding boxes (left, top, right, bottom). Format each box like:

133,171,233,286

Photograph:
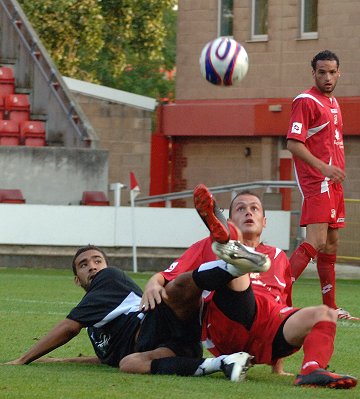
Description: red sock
289,242,317,281
300,321,336,375
317,252,337,309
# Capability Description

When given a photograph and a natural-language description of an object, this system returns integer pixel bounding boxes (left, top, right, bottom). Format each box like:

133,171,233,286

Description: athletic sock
151,357,204,376
300,320,336,375
316,252,337,309
192,261,235,291
289,242,317,281
150,356,226,376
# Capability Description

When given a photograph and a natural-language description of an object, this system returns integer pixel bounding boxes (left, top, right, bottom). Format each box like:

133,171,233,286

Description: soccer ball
199,37,249,86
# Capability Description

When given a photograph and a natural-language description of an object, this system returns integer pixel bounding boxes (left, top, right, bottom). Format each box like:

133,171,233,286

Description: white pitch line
0,298,77,306
0,309,67,316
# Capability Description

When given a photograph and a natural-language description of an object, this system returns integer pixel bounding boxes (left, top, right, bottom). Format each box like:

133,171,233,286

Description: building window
218,0,233,37
251,0,268,41
300,0,318,39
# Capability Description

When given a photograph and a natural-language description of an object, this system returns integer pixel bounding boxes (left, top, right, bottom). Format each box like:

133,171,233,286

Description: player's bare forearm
35,356,101,364
287,139,345,182
6,318,82,365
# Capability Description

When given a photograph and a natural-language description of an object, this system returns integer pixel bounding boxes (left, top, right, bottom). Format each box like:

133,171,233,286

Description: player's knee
314,304,337,323
119,354,140,373
324,239,339,253
315,241,327,252
168,272,201,301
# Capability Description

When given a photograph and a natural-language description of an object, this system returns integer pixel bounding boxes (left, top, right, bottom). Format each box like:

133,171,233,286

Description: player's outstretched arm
140,273,168,311
5,318,83,365
34,356,101,364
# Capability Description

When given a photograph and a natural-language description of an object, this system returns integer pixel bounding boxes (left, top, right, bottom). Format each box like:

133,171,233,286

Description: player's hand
140,280,168,312
271,358,294,376
321,164,346,183
4,358,25,365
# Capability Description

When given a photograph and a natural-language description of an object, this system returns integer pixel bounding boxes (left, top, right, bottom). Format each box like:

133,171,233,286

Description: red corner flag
130,171,140,192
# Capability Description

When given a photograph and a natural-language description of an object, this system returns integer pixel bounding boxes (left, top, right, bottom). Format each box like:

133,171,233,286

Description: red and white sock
317,252,337,309
300,320,336,375
289,242,317,281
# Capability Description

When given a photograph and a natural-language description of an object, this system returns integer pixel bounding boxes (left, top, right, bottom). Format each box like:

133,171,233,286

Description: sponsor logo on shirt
291,122,302,134
164,261,178,272
334,128,344,149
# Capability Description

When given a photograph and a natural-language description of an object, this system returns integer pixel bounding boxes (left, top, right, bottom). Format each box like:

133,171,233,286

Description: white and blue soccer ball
199,37,249,86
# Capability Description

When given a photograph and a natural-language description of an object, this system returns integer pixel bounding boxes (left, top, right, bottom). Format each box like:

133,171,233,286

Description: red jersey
161,234,296,364
286,86,345,198
161,236,293,306
161,230,296,365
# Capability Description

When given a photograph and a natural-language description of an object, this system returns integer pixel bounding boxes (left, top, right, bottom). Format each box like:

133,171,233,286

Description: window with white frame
251,0,268,41
218,0,233,37
300,0,318,39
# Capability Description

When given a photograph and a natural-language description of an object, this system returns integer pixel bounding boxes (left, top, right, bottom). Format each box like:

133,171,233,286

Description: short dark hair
229,190,265,218
311,50,339,70
72,245,109,275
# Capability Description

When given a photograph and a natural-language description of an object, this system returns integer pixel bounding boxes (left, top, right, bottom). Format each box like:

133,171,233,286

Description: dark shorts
135,302,202,359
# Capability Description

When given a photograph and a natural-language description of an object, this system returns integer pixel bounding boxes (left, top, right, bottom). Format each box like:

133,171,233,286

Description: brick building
150,0,360,255
152,1,360,206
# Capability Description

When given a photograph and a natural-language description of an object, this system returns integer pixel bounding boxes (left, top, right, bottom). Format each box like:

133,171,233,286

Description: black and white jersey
67,267,144,366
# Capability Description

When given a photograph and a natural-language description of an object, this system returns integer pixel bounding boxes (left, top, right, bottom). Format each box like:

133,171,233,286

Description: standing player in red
286,50,354,319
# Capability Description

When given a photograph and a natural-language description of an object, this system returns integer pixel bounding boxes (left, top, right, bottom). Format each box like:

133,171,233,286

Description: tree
18,0,177,98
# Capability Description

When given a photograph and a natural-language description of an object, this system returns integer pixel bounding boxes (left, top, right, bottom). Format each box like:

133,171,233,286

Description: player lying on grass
5,245,253,382
140,184,358,389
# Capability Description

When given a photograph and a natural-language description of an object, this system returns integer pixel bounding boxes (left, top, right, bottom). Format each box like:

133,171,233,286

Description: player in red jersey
286,50,354,319
141,185,357,388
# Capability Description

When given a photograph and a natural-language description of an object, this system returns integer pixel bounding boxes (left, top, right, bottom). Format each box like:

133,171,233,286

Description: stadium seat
0,119,20,145
5,94,30,122
0,66,15,96
81,191,110,206
20,120,46,146
0,96,4,119
0,189,25,203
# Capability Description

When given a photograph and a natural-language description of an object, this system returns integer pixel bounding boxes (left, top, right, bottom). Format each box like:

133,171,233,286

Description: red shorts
201,293,299,365
300,183,345,228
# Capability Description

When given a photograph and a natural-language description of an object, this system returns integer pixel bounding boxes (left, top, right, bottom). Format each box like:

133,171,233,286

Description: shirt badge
291,122,302,134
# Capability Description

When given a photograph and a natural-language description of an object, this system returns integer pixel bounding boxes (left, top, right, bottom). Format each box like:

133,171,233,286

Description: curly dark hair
71,245,109,275
311,50,339,70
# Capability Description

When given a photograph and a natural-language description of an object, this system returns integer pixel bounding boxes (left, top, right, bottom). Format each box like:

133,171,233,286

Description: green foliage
0,268,359,398
18,0,177,98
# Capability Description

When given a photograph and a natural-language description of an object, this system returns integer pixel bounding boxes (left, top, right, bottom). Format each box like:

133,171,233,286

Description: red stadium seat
0,120,20,145
20,120,46,146
0,97,4,119
0,189,25,203
5,94,30,122
81,191,110,206
0,67,15,96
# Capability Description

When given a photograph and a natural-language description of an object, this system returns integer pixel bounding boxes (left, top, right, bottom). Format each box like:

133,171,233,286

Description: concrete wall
70,92,153,205
0,146,108,204
0,203,291,250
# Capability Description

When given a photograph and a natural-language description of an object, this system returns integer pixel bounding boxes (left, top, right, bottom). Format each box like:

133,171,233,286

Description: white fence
0,204,291,250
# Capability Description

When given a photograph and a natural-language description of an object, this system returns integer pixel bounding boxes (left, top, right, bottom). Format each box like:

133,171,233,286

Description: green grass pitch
0,268,359,398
